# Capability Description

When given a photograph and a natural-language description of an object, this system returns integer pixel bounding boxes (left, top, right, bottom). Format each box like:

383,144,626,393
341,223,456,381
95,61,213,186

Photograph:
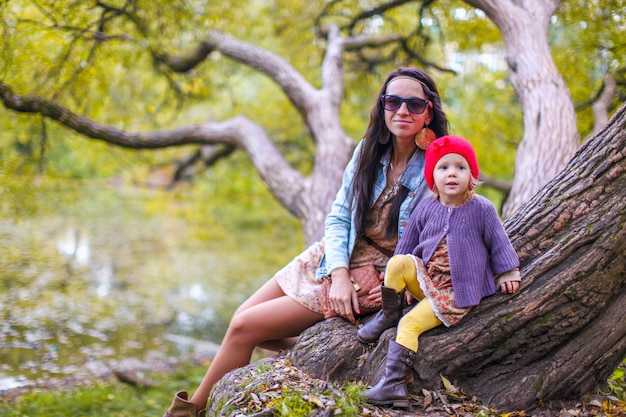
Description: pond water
0,177,303,391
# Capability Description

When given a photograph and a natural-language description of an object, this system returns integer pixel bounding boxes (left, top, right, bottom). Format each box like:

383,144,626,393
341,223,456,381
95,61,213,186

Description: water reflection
56,227,90,266
0,182,303,391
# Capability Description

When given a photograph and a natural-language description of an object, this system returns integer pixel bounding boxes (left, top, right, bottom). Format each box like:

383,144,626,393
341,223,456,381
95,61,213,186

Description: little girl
357,135,521,408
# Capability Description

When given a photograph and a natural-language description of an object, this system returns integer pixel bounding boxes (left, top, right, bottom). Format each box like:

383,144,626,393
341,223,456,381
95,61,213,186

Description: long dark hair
352,67,450,238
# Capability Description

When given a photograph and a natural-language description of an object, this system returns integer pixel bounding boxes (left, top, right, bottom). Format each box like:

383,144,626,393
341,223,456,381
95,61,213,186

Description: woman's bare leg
189,277,323,409
257,336,299,352
231,278,301,351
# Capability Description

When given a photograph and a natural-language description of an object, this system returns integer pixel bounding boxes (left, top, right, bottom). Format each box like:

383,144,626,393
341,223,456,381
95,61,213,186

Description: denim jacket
316,139,431,280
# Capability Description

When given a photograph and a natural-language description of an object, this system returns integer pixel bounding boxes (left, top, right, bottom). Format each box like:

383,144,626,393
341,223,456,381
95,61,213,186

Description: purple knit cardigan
395,195,520,308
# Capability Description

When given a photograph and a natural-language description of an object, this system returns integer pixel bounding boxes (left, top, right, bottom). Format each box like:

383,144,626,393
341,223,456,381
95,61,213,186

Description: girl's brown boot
364,340,416,408
357,286,404,344
163,391,206,417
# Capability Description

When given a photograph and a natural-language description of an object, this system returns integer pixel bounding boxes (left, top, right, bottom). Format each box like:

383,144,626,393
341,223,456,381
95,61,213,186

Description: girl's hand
500,280,520,294
496,269,521,294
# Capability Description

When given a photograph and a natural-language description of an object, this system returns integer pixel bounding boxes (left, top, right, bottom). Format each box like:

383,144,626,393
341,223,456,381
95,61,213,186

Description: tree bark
213,103,626,412
590,75,617,138
464,0,581,218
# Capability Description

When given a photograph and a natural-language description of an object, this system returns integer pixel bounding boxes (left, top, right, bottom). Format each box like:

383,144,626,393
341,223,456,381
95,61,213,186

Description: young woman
163,67,450,417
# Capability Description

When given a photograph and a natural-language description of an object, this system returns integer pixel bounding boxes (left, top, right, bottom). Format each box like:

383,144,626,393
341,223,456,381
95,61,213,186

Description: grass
1,359,624,417
0,363,207,417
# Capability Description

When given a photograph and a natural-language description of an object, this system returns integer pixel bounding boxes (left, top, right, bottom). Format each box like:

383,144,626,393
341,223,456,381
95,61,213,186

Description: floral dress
411,237,471,327
275,182,398,314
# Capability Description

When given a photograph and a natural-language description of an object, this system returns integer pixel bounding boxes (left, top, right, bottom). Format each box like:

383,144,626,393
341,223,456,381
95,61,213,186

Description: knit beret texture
424,135,480,190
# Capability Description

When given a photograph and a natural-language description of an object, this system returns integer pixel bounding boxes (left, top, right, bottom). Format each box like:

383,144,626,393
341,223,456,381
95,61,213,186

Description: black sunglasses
380,94,430,114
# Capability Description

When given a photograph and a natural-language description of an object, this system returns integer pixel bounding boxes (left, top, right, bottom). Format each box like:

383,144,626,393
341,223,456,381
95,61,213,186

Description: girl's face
383,78,432,144
433,153,472,206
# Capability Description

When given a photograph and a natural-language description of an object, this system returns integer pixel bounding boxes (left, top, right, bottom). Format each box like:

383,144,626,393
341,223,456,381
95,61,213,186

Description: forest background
0,0,625,416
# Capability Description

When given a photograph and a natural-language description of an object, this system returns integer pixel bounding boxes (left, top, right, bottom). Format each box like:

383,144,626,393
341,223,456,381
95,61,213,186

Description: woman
163,66,450,417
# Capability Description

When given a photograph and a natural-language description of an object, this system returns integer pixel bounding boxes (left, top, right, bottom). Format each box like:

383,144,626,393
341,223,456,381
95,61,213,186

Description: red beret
424,135,480,191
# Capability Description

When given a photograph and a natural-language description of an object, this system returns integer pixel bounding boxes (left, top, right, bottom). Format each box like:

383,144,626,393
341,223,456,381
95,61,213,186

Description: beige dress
275,182,398,314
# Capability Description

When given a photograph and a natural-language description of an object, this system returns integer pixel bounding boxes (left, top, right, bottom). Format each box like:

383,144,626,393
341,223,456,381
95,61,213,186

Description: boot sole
356,333,377,344
368,398,410,408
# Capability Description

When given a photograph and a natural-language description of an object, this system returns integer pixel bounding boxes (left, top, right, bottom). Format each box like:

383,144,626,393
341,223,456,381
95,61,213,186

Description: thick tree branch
341,33,403,50
0,79,305,215
1,24,357,244
321,25,345,105
201,30,320,116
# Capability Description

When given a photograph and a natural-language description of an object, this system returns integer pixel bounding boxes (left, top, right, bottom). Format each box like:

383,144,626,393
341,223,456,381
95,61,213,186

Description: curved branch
321,25,345,106
154,43,215,73
341,33,403,50
478,174,512,193
346,0,415,34
0,79,304,214
157,29,337,148
194,30,319,115
171,144,237,186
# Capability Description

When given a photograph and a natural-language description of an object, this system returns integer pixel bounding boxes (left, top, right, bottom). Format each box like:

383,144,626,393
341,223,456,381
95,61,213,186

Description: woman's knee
226,311,258,342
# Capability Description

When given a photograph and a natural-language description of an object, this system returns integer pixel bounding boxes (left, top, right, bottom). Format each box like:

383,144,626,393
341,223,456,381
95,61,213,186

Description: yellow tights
384,255,442,352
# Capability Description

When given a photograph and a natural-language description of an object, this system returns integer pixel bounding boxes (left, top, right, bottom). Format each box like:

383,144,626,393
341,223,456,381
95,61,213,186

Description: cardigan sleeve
481,200,520,275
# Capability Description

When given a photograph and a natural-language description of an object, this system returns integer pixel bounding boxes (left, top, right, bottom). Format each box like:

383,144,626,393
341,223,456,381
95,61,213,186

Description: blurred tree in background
0,0,624,239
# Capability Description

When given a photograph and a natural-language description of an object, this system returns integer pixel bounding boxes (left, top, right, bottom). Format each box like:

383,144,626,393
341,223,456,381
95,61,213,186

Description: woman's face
383,77,432,143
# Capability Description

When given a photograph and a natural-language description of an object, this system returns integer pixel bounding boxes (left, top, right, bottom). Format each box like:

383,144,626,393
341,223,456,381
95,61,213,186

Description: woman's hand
328,268,359,324
367,270,384,304
366,272,413,306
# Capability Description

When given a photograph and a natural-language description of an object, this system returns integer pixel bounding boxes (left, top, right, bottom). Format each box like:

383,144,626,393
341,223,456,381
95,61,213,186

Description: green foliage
606,359,626,401
279,389,315,416
432,0,503,49
551,0,626,138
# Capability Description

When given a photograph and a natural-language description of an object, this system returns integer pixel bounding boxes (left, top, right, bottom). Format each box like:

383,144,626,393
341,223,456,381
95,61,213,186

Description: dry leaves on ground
209,357,625,417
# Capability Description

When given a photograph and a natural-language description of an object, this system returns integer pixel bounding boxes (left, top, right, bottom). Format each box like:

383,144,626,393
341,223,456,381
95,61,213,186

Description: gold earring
415,126,436,150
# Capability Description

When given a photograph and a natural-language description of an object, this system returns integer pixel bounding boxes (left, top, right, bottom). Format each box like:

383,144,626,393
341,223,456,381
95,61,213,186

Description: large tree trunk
211,103,626,412
465,0,581,218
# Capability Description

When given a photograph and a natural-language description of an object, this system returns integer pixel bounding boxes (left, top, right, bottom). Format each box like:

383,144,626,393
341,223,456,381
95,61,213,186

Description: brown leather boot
163,391,206,417
365,340,416,408
357,286,403,344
